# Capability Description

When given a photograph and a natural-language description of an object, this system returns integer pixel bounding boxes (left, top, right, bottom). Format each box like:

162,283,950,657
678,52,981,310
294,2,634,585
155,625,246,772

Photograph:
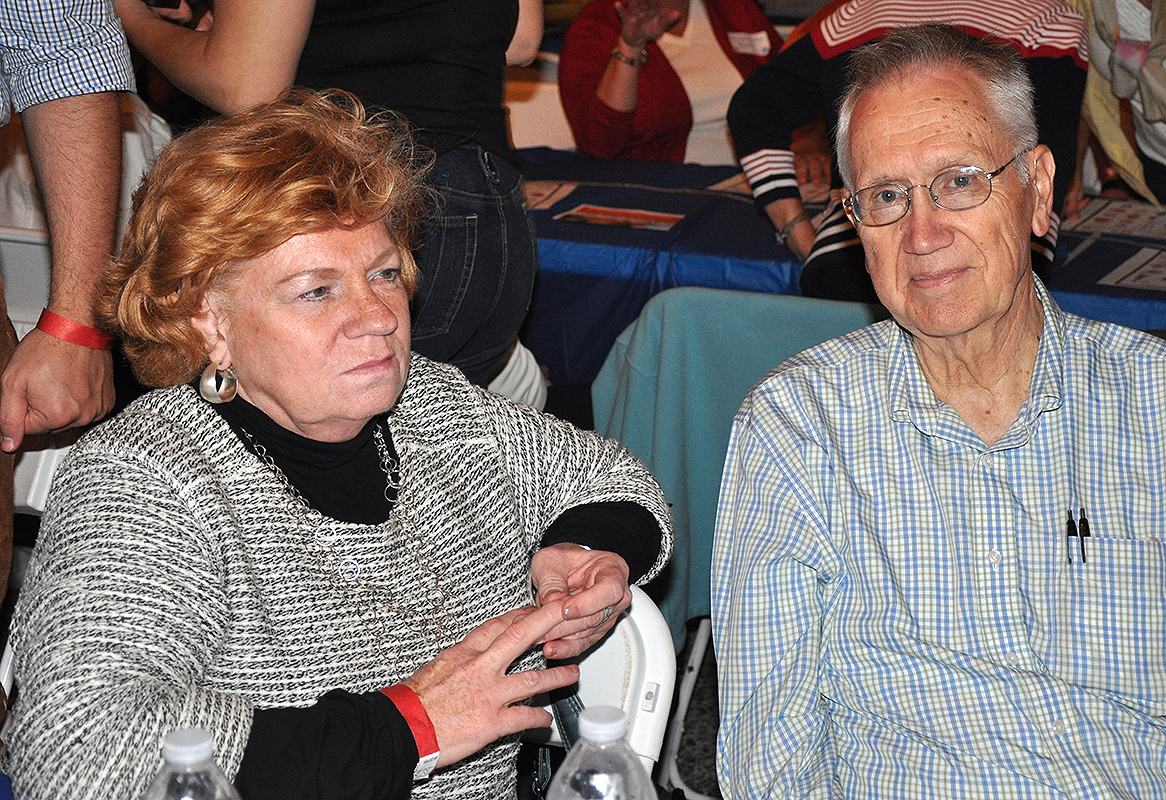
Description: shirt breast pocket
1049,534,1166,716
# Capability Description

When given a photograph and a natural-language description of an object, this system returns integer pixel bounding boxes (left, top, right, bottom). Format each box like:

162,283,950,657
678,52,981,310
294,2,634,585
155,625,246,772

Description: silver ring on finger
602,605,614,622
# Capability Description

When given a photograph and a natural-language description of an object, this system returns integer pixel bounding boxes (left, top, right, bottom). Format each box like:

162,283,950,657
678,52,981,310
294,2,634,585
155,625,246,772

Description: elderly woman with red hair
5,89,672,800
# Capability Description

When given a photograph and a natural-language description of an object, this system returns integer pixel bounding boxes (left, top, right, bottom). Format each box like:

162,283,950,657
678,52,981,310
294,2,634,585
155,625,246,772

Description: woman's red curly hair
100,88,431,387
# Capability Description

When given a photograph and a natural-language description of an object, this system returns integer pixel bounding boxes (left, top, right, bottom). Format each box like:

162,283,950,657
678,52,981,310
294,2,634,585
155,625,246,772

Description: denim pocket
410,211,478,339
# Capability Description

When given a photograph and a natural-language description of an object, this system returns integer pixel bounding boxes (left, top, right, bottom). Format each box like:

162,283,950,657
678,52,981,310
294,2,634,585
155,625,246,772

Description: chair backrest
592,287,886,647
528,584,676,773
0,225,49,335
0,641,12,699
11,431,78,516
0,226,79,516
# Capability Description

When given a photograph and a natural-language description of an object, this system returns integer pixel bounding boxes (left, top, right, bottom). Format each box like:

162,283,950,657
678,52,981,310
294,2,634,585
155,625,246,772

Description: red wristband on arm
381,684,441,780
35,309,114,350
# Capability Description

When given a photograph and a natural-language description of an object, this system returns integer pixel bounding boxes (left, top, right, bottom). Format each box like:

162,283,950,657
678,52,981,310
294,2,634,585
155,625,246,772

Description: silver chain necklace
241,423,459,663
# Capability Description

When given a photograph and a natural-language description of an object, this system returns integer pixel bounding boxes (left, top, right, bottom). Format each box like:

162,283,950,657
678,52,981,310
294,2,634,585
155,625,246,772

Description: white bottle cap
578,706,628,743
161,728,215,765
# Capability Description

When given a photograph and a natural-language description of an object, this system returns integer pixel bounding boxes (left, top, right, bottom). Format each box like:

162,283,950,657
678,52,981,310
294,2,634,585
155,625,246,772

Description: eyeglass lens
853,165,994,226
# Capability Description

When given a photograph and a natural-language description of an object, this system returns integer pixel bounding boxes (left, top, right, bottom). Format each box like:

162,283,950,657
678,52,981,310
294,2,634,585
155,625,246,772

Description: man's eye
872,188,904,206
372,268,401,284
946,174,974,190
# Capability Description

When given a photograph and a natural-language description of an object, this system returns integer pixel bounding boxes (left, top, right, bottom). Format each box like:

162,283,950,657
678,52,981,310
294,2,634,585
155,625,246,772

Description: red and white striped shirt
814,0,1088,67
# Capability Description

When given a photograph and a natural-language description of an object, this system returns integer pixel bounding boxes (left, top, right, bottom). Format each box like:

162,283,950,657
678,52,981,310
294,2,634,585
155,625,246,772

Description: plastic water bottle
140,728,242,800
546,706,655,800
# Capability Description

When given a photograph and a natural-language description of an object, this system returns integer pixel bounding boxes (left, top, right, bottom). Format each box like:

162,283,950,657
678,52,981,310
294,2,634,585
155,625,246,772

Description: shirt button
980,453,995,469
1051,720,1067,735
987,550,1002,565
1005,652,1021,666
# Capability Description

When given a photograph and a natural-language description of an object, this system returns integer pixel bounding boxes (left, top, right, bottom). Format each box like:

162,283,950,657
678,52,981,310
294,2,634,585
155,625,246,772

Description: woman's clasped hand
531,542,634,660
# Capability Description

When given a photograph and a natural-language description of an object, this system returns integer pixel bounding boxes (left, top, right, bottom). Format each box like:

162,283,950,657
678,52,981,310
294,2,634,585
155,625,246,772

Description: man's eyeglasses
843,153,1023,227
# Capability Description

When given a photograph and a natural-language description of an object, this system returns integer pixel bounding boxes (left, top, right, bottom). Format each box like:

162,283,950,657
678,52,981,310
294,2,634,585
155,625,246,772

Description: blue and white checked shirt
0,0,134,127
712,279,1166,799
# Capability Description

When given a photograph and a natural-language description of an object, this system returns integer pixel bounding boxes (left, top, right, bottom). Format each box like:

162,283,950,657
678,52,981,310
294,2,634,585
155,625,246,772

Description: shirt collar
887,275,1065,447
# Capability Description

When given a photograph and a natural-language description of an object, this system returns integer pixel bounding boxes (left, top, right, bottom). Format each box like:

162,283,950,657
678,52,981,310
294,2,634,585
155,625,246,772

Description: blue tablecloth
1046,228,1166,332
520,148,1166,384
519,148,800,385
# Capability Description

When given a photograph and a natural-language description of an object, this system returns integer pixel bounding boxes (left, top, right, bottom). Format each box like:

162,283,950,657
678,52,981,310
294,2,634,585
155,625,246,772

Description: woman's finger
405,607,581,768
560,571,630,621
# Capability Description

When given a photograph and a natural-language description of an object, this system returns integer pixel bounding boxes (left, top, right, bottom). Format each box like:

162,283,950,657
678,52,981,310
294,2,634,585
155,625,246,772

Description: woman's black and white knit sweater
6,355,673,800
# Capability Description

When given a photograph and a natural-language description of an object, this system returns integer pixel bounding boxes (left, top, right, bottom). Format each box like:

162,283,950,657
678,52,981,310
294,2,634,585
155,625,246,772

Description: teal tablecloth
591,287,885,648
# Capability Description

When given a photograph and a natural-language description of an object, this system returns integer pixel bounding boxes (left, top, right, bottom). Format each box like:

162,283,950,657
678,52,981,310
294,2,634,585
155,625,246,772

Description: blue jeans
409,144,538,387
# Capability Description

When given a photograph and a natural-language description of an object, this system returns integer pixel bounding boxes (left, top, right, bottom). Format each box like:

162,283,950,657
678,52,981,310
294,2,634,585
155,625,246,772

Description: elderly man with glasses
712,24,1166,800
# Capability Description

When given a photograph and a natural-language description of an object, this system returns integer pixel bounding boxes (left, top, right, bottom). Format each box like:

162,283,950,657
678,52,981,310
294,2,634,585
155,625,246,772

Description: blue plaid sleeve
0,0,135,125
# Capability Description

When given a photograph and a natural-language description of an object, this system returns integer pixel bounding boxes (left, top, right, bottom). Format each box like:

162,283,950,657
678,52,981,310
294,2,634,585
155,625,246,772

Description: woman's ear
192,295,232,369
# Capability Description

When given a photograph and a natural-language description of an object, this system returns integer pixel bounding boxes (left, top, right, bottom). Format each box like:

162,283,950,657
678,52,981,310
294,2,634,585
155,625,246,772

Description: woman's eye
371,268,401,284
300,286,331,300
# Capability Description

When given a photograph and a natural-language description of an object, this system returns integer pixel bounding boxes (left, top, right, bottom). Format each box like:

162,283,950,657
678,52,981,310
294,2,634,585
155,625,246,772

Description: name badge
728,31,771,57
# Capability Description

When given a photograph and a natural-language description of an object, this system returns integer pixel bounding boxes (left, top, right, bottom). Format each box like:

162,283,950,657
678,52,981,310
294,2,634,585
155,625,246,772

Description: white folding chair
0,640,11,700
527,584,676,775
0,224,74,706
0,226,79,517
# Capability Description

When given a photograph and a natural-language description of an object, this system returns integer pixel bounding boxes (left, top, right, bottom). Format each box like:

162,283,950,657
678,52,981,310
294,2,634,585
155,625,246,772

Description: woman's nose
345,285,402,336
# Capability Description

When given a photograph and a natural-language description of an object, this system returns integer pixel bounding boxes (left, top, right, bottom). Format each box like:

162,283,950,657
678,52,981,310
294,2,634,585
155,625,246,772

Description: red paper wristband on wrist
381,684,440,780
35,310,114,350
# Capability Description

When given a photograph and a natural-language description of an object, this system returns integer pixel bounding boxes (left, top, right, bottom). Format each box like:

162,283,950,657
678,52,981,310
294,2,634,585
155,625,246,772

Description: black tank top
295,0,519,159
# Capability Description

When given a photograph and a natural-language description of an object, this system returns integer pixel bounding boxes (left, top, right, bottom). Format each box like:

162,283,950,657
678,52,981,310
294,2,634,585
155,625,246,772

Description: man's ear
191,295,231,369
1028,145,1056,238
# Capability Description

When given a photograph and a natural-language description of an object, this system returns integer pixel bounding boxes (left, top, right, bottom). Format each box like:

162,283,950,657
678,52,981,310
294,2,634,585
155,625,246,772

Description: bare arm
506,0,544,67
594,0,681,113
764,196,815,262
0,93,121,452
114,0,314,114
1064,114,1093,219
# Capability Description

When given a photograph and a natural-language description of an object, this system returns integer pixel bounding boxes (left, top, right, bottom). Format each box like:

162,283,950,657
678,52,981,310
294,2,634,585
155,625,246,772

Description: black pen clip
1078,507,1090,564
1066,510,1078,564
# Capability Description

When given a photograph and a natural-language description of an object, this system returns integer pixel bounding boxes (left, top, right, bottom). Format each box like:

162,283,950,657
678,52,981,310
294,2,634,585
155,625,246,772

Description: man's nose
901,186,954,254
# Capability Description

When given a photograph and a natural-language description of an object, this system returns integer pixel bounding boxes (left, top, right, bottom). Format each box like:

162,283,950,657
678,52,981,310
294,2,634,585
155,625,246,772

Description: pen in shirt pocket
1065,507,1091,564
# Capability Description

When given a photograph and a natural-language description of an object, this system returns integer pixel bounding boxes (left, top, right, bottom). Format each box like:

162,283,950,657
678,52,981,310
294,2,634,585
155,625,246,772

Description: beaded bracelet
35,309,115,350
611,47,648,68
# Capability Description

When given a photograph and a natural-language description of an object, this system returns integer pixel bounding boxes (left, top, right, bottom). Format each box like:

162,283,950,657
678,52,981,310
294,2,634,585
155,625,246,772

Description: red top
559,0,781,162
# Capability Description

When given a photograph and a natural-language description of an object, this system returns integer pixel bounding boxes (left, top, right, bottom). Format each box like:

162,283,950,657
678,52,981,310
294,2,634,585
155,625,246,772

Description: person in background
727,0,1088,302
713,25,1166,798
0,0,134,690
115,0,551,409
558,0,780,166
1064,0,1164,212
6,88,673,800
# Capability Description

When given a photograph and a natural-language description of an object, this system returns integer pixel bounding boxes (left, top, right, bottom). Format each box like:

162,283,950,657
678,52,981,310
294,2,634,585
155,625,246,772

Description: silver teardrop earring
199,362,238,404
